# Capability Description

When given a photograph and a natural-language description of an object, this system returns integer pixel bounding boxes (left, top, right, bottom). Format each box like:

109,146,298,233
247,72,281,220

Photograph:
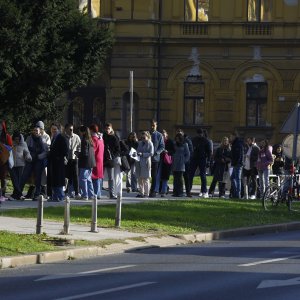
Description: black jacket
78,139,96,169
231,137,244,167
191,135,211,162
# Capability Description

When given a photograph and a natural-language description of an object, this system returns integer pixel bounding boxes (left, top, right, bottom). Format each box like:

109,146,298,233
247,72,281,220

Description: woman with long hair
136,131,154,198
77,125,96,200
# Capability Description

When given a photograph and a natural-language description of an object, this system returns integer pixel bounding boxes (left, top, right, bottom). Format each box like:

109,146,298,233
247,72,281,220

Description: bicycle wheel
262,184,280,211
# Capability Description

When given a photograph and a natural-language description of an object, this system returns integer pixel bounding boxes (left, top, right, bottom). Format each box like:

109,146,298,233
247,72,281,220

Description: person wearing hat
36,121,51,146
36,120,50,198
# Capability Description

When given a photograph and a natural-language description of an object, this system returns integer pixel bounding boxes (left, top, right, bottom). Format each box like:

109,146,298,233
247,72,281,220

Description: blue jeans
189,159,207,193
258,169,270,197
126,164,137,191
154,162,168,194
52,187,65,201
79,168,94,198
231,165,242,198
92,178,103,198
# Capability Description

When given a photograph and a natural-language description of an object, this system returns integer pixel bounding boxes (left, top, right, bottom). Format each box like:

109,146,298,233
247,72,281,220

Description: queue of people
0,118,293,202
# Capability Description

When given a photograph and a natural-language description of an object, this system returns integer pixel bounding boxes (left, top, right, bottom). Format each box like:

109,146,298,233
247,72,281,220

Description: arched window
93,97,106,130
184,75,205,125
246,82,268,127
72,97,84,129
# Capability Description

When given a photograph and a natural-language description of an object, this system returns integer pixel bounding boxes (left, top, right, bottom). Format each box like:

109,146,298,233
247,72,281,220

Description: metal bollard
36,195,44,234
115,193,122,228
63,196,70,235
90,195,98,232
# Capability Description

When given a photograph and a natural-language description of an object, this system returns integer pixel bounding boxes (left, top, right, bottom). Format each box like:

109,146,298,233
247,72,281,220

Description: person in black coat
208,137,231,198
103,123,121,199
77,125,96,200
48,123,68,202
229,131,244,199
124,132,139,193
188,128,212,198
154,129,175,197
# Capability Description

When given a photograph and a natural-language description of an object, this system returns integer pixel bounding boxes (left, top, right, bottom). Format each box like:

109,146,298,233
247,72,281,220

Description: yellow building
70,0,300,144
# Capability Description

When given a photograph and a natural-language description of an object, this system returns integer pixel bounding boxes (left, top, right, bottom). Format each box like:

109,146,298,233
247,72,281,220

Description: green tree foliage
0,0,113,133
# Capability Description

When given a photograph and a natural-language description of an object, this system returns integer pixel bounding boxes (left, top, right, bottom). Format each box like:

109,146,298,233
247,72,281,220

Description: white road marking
79,265,136,274
257,277,300,289
54,282,156,300
35,265,136,281
239,254,300,267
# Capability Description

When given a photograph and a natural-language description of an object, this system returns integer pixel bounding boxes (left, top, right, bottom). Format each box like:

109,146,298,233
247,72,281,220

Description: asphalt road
1,230,300,300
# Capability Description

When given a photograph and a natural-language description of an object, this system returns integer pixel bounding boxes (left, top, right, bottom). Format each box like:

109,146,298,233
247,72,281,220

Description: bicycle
262,172,300,211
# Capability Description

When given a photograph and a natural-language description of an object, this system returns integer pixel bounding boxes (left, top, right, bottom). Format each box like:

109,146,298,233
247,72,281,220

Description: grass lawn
0,231,56,257
1,198,300,236
2,176,299,257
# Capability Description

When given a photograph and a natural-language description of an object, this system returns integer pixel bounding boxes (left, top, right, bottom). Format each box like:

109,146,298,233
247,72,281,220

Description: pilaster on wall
275,0,284,20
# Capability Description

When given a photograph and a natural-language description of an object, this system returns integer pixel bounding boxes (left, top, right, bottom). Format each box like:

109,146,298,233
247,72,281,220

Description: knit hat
36,121,44,130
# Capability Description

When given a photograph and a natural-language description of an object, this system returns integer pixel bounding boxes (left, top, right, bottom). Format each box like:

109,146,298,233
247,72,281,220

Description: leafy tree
0,0,113,133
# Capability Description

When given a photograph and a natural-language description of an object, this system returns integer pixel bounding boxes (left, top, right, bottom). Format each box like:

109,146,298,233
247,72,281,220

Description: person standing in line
257,139,273,198
77,125,96,200
33,120,51,198
36,121,51,146
0,120,13,201
136,131,154,198
149,119,164,198
208,136,232,198
242,137,259,200
89,124,104,200
204,129,214,175
172,133,190,197
20,126,48,201
155,129,175,197
48,123,69,202
176,128,193,197
188,128,212,198
229,131,244,199
8,132,32,200
64,123,81,198
124,132,139,193
272,144,285,176
103,123,121,199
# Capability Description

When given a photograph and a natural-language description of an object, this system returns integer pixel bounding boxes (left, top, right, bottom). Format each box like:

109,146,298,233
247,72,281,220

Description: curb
1,222,300,269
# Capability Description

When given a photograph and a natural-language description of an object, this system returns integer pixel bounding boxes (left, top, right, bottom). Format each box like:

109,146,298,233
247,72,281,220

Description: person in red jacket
89,124,104,199
0,120,13,201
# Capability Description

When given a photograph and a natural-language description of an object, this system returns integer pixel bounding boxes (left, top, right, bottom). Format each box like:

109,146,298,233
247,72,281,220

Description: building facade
69,0,300,144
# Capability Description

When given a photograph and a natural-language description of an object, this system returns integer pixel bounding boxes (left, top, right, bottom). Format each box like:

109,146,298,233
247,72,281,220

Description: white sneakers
199,192,209,198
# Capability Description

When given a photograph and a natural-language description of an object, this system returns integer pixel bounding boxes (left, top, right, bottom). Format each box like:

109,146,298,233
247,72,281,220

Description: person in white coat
135,131,154,198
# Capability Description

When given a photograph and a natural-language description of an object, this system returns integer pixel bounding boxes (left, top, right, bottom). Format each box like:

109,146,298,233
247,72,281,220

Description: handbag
104,146,114,168
120,155,130,172
163,152,172,165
